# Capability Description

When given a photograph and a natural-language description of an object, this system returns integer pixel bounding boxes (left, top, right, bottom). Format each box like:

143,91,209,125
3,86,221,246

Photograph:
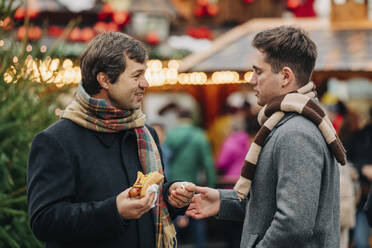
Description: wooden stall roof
179,18,372,73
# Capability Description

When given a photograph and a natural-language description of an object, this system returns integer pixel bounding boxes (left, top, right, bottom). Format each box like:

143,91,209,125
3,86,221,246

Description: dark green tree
0,1,70,247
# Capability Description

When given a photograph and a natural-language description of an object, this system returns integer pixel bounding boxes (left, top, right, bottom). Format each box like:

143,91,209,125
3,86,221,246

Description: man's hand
168,182,195,208
116,188,155,219
362,164,372,181
185,186,220,219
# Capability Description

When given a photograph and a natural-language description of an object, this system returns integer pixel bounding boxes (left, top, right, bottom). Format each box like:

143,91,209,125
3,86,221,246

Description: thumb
192,186,210,195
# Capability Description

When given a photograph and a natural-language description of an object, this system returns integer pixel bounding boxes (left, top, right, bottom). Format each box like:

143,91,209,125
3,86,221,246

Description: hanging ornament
68,27,82,42
48,26,64,37
97,3,113,21
106,22,120,32
28,26,42,41
291,0,316,17
14,6,39,20
81,28,96,42
17,26,42,41
194,5,205,18
17,26,26,40
287,0,301,9
14,7,26,20
197,0,209,6
186,26,212,40
0,17,13,31
146,32,160,45
113,11,130,26
94,22,108,33
206,3,219,16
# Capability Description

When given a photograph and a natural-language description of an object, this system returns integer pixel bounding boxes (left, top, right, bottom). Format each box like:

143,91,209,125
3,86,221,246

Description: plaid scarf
233,82,347,200
61,84,177,248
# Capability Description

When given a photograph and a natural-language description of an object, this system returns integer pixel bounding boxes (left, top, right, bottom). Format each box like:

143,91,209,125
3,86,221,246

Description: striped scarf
233,82,347,200
61,84,177,248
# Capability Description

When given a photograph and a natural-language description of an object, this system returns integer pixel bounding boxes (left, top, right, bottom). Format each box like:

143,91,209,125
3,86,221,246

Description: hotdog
129,171,164,198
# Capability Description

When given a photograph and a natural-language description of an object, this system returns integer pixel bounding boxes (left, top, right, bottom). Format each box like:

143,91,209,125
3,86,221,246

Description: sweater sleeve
256,128,324,248
216,189,247,221
27,132,128,242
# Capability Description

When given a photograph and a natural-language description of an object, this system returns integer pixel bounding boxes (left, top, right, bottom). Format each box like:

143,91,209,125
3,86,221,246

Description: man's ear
96,72,110,90
280,67,295,88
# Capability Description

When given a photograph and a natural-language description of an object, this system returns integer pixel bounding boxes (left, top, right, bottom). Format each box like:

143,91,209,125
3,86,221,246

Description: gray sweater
218,113,340,248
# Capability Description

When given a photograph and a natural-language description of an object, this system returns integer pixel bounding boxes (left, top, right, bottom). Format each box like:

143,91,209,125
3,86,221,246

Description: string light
40,45,47,53
0,40,4,47
26,45,32,52
3,58,248,87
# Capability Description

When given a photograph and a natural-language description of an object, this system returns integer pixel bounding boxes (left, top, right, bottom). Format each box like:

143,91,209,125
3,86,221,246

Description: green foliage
0,2,69,247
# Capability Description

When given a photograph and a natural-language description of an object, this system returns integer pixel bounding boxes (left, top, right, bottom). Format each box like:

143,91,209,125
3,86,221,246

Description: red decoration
17,26,26,40
244,0,255,3
287,0,301,9
28,26,42,40
93,22,107,33
17,26,42,41
186,26,212,40
106,22,120,32
81,28,96,42
146,32,160,45
193,5,205,18
14,7,26,20
197,0,209,6
291,0,316,17
93,22,119,33
97,3,113,21
0,17,13,30
68,27,81,42
206,4,219,16
113,11,130,26
14,6,39,20
48,26,64,38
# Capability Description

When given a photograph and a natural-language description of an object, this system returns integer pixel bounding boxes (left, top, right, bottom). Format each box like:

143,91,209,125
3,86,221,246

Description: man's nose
248,73,257,85
139,78,149,89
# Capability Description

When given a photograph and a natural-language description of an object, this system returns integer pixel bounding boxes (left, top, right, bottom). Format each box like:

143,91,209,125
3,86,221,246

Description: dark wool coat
27,118,186,248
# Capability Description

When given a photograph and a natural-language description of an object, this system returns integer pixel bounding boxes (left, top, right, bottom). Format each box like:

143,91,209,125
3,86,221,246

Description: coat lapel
120,130,142,186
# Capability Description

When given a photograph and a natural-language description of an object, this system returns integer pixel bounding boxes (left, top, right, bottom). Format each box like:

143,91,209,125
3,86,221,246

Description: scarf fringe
162,224,177,248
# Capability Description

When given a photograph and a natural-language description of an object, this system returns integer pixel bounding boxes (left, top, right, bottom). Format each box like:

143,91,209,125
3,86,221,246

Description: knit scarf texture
233,82,347,200
61,84,177,248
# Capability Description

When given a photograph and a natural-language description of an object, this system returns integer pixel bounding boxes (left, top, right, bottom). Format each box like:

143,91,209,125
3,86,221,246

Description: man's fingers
185,209,203,219
169,195,186,207
184,182,196,192
191,186,209,195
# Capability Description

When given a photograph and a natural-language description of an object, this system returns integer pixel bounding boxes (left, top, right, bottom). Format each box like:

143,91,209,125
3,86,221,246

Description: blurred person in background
166,108,216,248
348,106,372,248
151,121,172,178
216,110,259,248
335,101,361,248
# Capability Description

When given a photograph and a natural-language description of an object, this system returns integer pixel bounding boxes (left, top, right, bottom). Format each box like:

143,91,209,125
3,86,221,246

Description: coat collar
94,131,124,147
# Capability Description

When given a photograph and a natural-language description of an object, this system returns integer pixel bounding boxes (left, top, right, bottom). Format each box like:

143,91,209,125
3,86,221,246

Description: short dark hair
252,26,317,86
80,32,147,95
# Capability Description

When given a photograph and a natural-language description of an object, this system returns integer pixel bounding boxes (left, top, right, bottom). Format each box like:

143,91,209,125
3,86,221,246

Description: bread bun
129,171,164,198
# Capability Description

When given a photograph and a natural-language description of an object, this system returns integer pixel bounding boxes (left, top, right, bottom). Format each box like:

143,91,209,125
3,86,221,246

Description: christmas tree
0,1,69,247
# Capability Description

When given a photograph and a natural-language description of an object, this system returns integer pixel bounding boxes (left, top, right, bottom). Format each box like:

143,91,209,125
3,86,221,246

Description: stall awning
180,18,372,73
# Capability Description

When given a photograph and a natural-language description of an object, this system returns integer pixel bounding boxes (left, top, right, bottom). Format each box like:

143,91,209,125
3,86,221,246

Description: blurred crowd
150,96,372,248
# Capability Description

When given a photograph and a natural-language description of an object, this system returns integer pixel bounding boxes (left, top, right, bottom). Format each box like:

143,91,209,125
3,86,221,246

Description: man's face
106,57,149,110
250,50,282,106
